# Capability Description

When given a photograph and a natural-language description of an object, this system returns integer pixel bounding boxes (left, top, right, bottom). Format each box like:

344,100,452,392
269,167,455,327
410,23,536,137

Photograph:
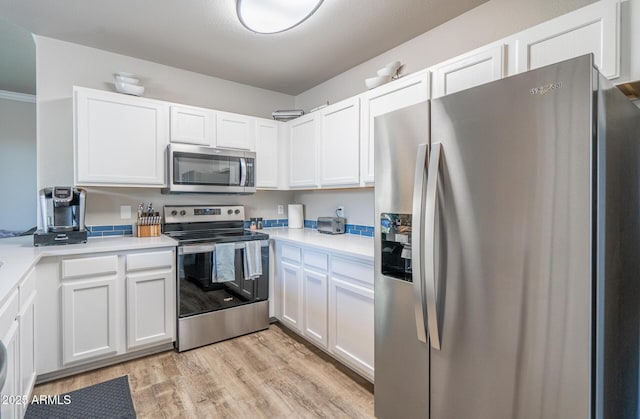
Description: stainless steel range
163,205,269,352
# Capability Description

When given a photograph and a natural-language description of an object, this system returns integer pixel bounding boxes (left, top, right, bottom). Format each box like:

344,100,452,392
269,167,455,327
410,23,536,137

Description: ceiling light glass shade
236,0,324,34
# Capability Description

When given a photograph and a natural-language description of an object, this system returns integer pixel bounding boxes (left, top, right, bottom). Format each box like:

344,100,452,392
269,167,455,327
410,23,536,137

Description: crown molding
0,90,36,103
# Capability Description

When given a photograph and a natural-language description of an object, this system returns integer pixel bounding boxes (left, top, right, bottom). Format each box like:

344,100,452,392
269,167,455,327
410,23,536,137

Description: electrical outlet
120,205,132,220
277,204,284,215
336,206,345,218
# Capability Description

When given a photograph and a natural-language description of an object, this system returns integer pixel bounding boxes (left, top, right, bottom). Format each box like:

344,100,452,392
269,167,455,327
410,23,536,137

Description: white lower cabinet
0,270,38,419
62,276,118,365
36,248,176,379
280,260,303,332
17,292,36,418
0,291,19,419
275,241,374,381
328,276,374,381
60,255,119,365
126,269,175,350
302,268,328,349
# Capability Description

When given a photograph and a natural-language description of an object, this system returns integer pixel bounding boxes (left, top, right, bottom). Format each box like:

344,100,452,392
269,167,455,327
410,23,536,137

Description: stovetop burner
163,204,269,244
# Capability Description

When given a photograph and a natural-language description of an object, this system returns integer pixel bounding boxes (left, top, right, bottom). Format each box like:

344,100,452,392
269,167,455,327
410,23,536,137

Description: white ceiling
0,0,489,95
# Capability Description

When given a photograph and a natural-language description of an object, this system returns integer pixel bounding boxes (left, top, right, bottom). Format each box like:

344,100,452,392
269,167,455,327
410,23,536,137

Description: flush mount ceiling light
236,0,324,34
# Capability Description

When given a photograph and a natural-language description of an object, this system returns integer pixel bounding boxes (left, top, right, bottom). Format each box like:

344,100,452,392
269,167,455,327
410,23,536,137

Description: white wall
84,188,293,226
34,36,295,225
294,0,598,111
292,188,374,226
0,97,36,231
292,0,623,227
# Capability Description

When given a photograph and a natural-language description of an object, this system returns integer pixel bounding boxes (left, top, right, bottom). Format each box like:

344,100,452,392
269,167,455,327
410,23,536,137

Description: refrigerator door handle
411,143,429,344
425,142,442,350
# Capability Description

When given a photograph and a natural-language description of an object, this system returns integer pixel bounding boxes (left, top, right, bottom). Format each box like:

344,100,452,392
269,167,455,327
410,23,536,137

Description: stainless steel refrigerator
374,54,640,419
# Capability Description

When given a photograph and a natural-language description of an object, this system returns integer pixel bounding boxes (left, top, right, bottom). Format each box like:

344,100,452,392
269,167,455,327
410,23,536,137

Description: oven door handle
179,244,216,255
179,240,270,255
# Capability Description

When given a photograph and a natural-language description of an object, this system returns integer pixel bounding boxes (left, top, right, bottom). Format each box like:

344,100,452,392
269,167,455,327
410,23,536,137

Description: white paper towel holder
288,204,304,229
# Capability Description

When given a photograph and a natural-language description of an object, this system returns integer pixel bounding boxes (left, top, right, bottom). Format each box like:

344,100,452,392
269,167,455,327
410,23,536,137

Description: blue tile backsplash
87,220,374,238
246,219,373,237
87,224,133,237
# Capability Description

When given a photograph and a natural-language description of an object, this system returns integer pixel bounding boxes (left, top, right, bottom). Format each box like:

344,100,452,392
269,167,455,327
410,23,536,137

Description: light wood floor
33,324,374,418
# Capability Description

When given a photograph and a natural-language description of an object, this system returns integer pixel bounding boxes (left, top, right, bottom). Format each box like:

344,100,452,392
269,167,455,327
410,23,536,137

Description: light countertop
265,228,373,261
0,235,178,305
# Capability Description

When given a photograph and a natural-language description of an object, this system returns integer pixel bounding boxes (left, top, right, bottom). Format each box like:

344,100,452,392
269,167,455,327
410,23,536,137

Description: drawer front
19,268,37,306
281,244,301,263
126,250,174,272
332,257,374,288
303,250,328,272
61,255,119,279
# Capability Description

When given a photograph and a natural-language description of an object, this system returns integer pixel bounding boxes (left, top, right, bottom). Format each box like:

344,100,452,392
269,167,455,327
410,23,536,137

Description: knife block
137,217,161,237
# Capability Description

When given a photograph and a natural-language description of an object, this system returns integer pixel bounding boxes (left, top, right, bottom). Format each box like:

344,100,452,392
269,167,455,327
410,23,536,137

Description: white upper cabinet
255,118,280,189
169,104,215,146
359,71,430,185
514,0,620,79
74,87,169,187
319,97,360,187
216,111,256,150
289,113,319,188
431,44,506,98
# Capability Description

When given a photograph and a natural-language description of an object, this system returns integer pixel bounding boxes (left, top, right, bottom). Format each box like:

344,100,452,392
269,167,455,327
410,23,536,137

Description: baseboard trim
35,342,175,384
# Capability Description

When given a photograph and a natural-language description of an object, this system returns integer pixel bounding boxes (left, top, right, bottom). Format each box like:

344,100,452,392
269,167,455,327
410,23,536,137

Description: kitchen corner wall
292,188,374,227
84,188,294,226
34,36,295,225
0,98,36,231
294,0,600,111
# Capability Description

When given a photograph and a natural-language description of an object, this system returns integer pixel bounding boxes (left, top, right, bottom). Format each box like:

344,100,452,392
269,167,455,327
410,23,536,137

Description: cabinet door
255,118,280,188
360,71,430,185
329,276,374,381
320,97,360,187
289,114,319,188
1,321,19,419
62,277,117,365
74,87,169,186
216,111,255,150
170,105,215,146
303,268,328,349
18,292,36,416
126,270,175,350
280,260,303,331
0,291,19,419
515,0,619,78
431,44,506,98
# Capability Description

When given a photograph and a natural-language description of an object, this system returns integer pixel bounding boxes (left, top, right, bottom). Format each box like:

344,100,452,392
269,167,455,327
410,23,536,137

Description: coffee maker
34,187,88,246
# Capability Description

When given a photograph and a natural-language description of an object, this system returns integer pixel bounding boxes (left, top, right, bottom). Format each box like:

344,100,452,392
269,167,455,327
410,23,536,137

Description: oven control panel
164,205,245,224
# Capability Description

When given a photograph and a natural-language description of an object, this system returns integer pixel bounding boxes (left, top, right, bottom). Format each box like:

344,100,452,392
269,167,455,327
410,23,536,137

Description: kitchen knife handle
425,142,442,350
411,143,429,344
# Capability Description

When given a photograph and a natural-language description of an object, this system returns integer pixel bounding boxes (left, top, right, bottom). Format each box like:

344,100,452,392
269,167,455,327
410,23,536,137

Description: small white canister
288,204,304,229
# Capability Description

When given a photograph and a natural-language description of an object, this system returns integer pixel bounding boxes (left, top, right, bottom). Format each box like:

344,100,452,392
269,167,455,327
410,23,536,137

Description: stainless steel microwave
164,144,256,194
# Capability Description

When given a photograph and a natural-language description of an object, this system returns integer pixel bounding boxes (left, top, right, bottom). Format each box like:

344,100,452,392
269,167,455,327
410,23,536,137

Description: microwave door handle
239,157,247,186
